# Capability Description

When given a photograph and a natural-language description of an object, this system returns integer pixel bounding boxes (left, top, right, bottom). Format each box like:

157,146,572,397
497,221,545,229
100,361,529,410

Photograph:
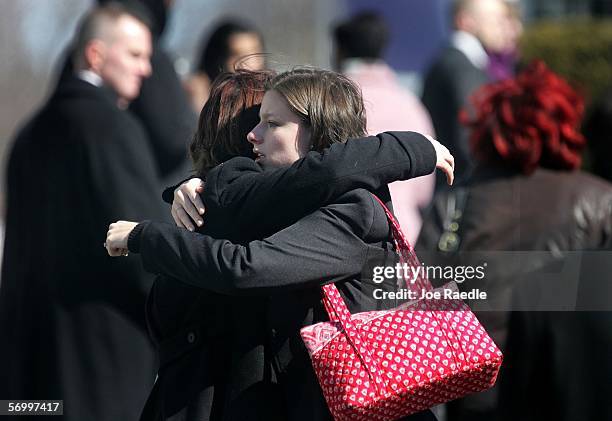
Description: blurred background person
121,0,196,184
332,11,435,244
419,60,612,421
422,0,507,188
486,0,523,81
0,3,168,419
184,19,265,113
60,0,197,186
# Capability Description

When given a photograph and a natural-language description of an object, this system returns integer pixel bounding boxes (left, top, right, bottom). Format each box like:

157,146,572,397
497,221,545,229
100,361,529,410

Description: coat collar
54,72,120,107
450,30,489,70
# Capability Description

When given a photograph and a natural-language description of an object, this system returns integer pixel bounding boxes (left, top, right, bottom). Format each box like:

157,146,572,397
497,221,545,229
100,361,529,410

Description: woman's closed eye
266,120,279,128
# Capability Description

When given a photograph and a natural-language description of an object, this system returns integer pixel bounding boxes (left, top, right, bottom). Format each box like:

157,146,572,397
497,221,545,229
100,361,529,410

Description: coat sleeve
204,131,436,227
130,193,380,296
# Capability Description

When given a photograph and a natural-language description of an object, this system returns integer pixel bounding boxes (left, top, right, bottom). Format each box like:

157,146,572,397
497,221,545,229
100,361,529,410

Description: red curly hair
462,60,585,175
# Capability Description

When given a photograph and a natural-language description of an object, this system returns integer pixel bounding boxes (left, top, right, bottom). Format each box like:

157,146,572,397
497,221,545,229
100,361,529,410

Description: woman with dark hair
418,60,612,421
184,20,265,113
107,68,453,420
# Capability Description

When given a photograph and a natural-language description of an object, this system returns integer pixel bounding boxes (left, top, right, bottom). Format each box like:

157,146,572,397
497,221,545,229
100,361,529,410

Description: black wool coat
0,75,168,420
422,46,489,187
130,132,439,421
128,45,196,183
57,43,196,185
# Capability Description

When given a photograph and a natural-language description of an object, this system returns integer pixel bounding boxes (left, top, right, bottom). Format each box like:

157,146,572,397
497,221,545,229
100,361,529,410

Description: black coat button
187,331,196,344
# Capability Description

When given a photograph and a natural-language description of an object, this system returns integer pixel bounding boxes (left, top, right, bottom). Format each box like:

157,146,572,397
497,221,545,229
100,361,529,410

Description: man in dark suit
0,3,167,420
57,0,195,186
422,0,507,187
101,0,196,184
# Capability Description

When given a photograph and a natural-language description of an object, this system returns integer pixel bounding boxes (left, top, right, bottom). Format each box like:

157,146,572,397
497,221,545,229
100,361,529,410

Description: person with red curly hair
418,61,612,421
465,60,586,175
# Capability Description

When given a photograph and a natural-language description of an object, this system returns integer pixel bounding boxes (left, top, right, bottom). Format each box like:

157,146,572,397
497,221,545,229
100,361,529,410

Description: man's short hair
72,1,153,69
452,0,475,19
333,11,390,60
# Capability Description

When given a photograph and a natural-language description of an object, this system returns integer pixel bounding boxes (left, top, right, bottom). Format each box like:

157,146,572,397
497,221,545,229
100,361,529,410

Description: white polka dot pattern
299,196,503,420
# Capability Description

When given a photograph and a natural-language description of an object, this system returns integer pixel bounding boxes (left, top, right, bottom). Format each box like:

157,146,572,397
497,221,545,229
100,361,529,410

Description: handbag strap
370,195,432,293
317,194,434,393
321,193,427,322
321,282,387,392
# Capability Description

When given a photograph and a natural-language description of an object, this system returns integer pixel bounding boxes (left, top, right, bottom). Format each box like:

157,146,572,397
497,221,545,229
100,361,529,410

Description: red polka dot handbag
300,196,503,420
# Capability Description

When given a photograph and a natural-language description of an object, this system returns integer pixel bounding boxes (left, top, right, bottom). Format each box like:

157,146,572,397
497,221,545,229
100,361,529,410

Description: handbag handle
321,194,424,323
321,282,387,393
370,195,432,293
317,195,434,394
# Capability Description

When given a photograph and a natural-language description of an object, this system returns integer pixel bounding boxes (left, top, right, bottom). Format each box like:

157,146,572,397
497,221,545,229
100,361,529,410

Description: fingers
105,222,132,255
105,227,118,256
435,153,454,186
171,206,184,228
108,247,123,257
181,194,203,227
105,231,121,256
107,247,127,257
445,153,455,185
446,152,455,171
190,191,205,216
192,179,206,213
428,135,455,186
444,161,454,185
172,179,205,230
172,204,195,231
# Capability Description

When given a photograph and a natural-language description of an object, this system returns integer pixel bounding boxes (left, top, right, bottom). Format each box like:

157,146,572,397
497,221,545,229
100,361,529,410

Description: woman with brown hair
107,68,453,420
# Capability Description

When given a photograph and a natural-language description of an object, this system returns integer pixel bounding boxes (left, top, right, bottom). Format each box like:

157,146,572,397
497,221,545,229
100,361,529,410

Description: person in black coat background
0,4,167,420
107,69,453,420
119,0,196,183
57,0,196,184
422,0,506,187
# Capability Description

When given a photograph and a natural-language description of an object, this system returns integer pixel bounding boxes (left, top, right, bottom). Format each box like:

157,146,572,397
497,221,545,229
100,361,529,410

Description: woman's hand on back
105,221,139,256
425,135,455,185
171,178,206,231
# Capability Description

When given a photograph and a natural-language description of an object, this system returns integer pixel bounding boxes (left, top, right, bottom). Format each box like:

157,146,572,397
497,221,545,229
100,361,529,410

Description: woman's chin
254,155,266,166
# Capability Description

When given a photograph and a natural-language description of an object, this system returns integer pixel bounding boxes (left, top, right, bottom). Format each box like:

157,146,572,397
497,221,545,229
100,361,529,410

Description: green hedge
520,19,612,103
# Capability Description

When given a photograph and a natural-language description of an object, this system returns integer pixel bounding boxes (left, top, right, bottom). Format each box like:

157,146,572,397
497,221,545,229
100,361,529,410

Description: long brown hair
190,69,275,175
267,68,367,152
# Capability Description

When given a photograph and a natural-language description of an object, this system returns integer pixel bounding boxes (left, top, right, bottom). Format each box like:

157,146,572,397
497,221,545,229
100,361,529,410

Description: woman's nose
247,124,263,145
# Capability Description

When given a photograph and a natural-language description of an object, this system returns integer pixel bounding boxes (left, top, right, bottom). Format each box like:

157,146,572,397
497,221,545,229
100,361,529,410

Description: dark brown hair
268,68,367,152
190,69,275,175
196,20,264,81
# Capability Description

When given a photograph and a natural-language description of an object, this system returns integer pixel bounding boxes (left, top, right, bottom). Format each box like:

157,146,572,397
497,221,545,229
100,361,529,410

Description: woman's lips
253,150,265,162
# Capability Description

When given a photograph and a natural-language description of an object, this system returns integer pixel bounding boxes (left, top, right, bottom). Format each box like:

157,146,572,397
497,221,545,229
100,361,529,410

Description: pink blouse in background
344,60,436,244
